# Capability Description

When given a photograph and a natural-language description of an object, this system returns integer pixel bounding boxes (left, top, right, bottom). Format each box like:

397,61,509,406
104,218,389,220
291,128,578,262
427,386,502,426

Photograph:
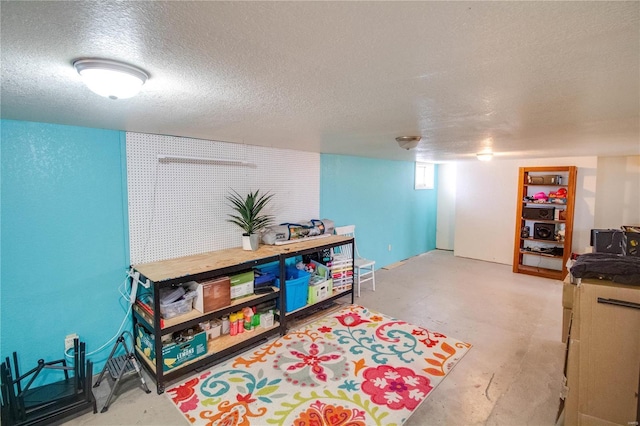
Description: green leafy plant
226,189,275,235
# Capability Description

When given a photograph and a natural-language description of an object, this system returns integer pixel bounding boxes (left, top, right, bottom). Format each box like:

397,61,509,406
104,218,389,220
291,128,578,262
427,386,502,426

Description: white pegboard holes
126,132,319,264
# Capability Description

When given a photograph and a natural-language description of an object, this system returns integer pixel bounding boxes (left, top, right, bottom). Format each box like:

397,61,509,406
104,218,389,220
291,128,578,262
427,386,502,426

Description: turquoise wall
0,121,438,386
320,154,438,268
1,120,129,382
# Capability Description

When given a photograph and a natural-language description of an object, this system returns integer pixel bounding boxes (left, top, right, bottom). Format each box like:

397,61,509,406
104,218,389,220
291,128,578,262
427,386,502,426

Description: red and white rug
166,304,471,425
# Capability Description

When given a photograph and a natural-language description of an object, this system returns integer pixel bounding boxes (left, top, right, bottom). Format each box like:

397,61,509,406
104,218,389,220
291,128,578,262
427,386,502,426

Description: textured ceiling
1,1,639,162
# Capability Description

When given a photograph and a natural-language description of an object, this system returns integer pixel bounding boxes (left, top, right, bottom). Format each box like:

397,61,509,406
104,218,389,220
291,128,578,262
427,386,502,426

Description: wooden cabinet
513,166,577,280
130,235,354,393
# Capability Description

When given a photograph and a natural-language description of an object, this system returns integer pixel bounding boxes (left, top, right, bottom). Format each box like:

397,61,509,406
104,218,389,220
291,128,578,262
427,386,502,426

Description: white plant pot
242,234,260,251
242,235,252,250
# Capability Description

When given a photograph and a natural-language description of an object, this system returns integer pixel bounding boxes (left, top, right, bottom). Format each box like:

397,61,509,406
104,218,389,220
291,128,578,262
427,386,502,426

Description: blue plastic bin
255,262,280,278
275,268,310,313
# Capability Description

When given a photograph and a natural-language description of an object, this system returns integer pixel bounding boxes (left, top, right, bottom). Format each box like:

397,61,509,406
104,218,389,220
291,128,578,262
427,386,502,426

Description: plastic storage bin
255,262,280,278
275,268,310,313
309,260,330,286
160,298,192,319
159,286,185,305
308,279,333,304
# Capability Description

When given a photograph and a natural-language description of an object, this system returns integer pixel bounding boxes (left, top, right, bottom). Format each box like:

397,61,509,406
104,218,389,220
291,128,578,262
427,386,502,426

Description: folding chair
0,339,96,425
334,225,376,297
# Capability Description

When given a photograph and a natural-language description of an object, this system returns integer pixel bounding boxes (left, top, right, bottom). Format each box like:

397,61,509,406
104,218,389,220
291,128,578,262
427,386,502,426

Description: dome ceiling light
395,136,421,150
476,152,494,161
73,58,148,100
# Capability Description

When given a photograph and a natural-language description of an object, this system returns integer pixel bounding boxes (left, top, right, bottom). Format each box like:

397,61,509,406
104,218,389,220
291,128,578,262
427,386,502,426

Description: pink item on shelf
533,191,547,200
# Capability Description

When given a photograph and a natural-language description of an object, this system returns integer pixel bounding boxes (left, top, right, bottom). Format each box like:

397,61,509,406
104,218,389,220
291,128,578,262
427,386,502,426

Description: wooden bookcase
513,166,577,280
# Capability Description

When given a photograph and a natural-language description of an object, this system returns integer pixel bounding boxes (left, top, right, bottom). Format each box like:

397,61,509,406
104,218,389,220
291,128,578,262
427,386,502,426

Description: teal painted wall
320,154,438,268
0,121,437,386
1,120,129,382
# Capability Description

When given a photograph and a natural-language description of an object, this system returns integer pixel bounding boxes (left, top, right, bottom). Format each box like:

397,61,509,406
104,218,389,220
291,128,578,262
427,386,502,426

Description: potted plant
226,189,275,251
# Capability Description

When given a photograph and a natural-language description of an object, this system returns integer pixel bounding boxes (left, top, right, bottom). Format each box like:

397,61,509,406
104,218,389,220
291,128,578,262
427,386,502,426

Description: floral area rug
166,305,471,425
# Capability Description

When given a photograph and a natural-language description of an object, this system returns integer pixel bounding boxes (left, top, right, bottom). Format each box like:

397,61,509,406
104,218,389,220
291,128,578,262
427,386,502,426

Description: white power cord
64,272,135,361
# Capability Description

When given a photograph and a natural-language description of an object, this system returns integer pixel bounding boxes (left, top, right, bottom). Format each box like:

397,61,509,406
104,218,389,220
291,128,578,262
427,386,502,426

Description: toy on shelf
524,191,549,203
548,187,568,204
296,261,316,274
523,188,568,204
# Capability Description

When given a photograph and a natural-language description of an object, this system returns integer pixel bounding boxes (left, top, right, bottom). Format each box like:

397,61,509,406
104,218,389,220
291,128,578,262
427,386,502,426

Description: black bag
570,253,640,285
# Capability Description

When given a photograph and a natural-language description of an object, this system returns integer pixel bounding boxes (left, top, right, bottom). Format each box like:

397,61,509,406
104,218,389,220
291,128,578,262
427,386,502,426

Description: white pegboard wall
126,132,320,264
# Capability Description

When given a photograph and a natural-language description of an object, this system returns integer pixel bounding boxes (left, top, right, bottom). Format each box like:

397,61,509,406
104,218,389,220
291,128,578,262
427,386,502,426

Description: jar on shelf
221,316,230,334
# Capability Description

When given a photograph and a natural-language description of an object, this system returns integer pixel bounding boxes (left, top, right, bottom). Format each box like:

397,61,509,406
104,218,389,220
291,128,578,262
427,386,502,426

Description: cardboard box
576,280,640,425
135,325,208,371
564,337,580,426
189,277,231,313
230,271,254,299
561,307,572,343
562,281,575,309
563,278,640,425
561,274,576,345
571,285,581,342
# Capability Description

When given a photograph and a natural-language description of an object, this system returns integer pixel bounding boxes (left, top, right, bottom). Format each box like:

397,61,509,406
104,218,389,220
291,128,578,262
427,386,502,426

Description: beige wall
453,156,598,266
594,155,640,228
436,163,456,250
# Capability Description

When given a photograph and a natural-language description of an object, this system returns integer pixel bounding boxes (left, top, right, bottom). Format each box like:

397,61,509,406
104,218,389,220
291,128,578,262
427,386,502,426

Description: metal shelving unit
130,235,354,393
277,238,355,325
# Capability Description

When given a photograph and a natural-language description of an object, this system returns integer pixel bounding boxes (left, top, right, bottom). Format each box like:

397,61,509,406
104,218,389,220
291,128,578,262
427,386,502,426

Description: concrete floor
64,250,566,425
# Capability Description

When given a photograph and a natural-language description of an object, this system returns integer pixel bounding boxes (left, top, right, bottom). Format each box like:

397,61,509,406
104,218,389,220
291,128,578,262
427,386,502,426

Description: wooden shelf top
516,264,563,280
520,250,563,258
522,201,567,206
521,237,564,244
521,166,575,173
133,235,352,282
520,218,565,224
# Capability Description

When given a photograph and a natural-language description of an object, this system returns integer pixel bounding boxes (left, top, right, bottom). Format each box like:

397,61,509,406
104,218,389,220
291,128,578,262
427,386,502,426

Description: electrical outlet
388,244,392,251
65,333,78,352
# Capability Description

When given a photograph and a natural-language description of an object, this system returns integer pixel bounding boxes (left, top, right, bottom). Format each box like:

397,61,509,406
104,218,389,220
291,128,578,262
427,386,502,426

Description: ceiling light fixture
476,152,494,161
73,58,148,100
396,136,421,150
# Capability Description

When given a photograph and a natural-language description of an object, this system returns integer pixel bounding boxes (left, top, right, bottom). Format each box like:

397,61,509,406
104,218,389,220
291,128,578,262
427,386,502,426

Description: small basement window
415,162,434,190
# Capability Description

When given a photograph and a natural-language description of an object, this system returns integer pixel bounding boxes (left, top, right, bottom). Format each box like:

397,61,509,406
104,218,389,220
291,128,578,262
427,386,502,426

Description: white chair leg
357,267,361,298
372,268,375,292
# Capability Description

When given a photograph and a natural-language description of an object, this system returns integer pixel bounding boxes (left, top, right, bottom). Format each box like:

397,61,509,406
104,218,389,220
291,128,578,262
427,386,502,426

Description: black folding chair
0,339,96,425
